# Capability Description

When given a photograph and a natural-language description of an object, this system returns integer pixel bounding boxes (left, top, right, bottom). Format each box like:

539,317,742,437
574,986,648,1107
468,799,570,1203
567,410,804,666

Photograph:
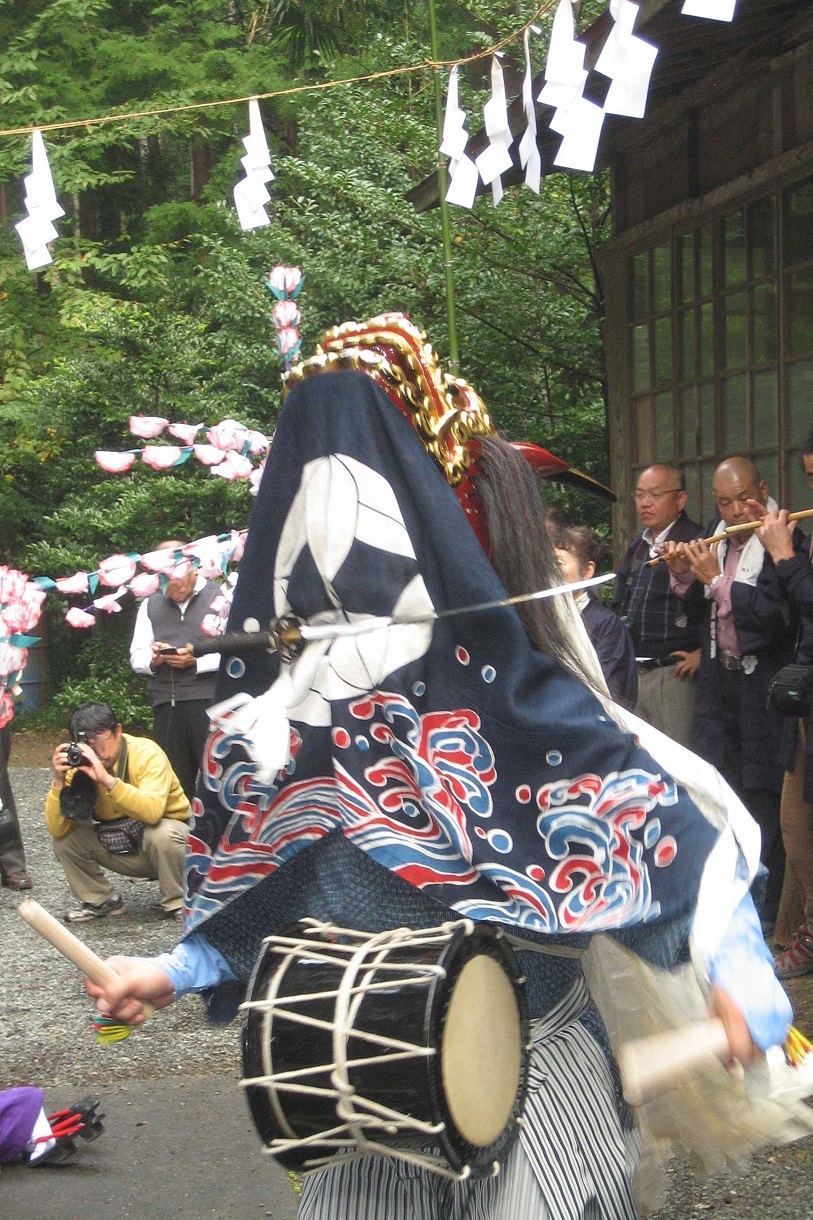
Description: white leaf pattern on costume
274,454,435,727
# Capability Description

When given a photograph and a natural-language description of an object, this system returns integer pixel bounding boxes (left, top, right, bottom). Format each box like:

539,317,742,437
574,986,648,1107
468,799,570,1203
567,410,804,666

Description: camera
66,742,85,767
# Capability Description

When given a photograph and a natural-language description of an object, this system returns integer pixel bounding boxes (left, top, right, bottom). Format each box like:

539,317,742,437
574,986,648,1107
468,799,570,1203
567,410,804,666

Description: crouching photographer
45,702,191,923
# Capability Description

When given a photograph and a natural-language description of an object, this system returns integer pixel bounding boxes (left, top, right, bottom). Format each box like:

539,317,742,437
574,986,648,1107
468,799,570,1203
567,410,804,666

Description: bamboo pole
428,0,460,373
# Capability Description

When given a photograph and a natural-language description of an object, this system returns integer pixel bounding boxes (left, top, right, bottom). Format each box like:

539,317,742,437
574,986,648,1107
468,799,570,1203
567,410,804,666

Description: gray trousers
635,665,696,750
52,818,189,911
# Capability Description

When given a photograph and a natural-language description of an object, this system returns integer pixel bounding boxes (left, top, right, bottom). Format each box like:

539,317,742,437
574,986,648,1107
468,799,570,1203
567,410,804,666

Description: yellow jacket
45,733,191,840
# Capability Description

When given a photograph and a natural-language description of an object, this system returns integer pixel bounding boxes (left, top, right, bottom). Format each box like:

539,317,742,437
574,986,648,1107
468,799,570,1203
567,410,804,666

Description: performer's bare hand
671,648,700,680
757,509,795,564
683,538,721,587
658,540,692,575
709,984,762,1066
85,956,176,1025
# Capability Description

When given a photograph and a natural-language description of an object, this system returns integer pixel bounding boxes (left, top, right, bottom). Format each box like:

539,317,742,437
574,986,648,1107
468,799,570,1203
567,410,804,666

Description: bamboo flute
645,506,813,567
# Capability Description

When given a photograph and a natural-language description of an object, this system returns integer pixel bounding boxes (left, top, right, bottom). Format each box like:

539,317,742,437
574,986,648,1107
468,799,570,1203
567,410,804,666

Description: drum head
427,924,529,1174
442,953,524,1147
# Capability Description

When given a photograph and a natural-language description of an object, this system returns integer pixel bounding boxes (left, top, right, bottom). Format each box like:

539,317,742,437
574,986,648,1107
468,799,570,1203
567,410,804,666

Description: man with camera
45,702,190,923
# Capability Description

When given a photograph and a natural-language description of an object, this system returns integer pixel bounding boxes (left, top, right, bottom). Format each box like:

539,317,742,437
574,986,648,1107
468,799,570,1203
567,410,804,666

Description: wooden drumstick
618,1018,730,1106
18,898,154,1021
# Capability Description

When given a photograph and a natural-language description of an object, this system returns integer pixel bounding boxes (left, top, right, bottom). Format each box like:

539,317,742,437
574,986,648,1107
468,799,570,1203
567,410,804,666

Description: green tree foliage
0,1,613,720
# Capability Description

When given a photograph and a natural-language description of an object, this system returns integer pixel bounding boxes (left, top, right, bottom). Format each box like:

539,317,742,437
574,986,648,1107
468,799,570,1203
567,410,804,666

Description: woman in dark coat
552,525,638,710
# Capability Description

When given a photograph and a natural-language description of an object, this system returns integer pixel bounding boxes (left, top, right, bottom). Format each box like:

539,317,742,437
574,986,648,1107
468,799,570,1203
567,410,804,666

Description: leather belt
636,655,678,672
717,651,743,671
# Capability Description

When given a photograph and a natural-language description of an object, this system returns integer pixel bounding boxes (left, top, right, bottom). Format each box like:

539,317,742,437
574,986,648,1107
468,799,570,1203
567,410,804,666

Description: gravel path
1,767,238,1088
3,764,813,1218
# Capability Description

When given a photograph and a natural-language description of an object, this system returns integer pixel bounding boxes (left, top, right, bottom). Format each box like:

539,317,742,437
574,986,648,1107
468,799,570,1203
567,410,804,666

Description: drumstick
645,507,813,567
18,898,154,1022
618,1017,731,1105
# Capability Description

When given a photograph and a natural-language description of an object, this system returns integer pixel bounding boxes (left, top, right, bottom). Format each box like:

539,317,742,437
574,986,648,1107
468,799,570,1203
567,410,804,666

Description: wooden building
410,0,813,551
600,0,813,546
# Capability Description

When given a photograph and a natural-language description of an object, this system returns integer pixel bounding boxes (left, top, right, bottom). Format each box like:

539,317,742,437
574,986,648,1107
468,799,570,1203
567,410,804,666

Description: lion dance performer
89,315,791,1219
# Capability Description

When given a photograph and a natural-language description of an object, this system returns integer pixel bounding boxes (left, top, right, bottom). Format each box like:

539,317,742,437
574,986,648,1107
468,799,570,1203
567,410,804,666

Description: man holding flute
664,456,804,935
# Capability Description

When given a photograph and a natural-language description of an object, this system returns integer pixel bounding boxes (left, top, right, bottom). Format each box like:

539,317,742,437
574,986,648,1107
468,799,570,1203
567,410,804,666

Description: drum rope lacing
240,919,505,1180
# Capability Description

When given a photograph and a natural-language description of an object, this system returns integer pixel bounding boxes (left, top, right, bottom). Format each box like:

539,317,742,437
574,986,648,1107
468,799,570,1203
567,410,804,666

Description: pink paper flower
93,590,126,613
207,419,248,453
128,572,160,598
201,612,226,637
268,265,302,295
227,532,246,563
95,451,137,474
212,451,253,481
65,607,96,628
249,459,266,496
168,422,202,446
142,446,184,470
130,415,169,439
0,689,14,729
168,559,194,581
246,430,270,455
140,549,178,574
193,445,227,466
97,554,137,588
0,644,27,682
272,299,301,329
55,572,90,595
275,326,300,355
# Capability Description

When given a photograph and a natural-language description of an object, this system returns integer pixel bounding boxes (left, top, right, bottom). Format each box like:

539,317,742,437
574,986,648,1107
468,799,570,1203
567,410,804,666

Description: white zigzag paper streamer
597,0,659,120
440,66,480,210
682,0,737,20
475,56,514,207
14,130,65,271
519,29,542,194
233,97,275,231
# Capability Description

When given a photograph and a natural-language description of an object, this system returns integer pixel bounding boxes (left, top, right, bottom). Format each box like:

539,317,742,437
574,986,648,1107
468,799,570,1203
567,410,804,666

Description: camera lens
66,743,84,767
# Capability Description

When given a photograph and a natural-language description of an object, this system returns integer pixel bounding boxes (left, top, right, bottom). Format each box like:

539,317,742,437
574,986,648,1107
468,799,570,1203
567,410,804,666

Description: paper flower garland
0,568,47,727
94,415,271,484
37,532,246,633
266,265,304,370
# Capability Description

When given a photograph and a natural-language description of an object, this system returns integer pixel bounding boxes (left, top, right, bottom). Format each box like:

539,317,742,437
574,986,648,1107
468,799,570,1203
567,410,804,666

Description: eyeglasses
633,488,682,502
86,730,115,749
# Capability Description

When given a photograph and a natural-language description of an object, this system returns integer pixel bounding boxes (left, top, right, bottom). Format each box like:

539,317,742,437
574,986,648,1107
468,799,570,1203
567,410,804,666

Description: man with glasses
130,539,221,802
611,463,704,746
45,702,190,922
666,456,804,936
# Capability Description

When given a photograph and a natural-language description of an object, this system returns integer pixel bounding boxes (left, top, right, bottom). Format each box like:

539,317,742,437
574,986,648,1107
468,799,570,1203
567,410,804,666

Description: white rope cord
242,919,494,1180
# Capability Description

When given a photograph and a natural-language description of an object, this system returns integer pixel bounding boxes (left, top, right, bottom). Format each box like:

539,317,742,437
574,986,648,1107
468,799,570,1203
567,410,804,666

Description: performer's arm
85,934,237,1024
706,890,792,1054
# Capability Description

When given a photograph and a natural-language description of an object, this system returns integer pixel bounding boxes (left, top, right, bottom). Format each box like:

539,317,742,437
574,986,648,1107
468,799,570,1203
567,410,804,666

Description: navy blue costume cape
184,371,718,989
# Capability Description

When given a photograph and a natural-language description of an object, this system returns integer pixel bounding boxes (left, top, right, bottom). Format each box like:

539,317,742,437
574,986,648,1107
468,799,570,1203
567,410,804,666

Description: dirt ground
9,730,67,768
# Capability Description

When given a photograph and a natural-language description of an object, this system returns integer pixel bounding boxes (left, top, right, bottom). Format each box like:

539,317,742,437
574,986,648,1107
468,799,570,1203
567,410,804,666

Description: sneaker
64,893,125,923
774,926,813,979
